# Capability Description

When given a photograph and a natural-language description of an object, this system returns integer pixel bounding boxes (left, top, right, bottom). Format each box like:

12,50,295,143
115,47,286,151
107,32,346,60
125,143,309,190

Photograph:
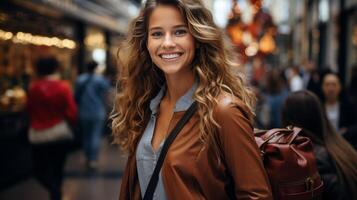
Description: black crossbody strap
143,101,198,200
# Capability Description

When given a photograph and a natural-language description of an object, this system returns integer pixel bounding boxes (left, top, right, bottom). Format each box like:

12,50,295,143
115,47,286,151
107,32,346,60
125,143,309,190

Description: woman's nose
162,34,176,49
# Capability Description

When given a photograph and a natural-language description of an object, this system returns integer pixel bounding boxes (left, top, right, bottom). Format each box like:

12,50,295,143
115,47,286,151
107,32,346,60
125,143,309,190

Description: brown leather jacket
119,93,272,200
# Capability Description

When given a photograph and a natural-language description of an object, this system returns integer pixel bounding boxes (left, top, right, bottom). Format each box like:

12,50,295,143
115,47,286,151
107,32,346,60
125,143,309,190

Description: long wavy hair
281,90,357,199
111,0,255,153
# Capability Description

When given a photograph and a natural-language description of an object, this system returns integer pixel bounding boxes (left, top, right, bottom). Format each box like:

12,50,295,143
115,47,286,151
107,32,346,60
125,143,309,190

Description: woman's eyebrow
149,24,187,31
172,24,187,28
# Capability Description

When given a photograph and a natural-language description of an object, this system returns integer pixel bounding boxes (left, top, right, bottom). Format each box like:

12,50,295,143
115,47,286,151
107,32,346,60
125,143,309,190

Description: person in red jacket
27,56,77,200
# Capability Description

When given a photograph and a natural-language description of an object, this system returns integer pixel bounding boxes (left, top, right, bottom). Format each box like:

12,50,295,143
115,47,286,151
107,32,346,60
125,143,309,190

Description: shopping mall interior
1,0,357,199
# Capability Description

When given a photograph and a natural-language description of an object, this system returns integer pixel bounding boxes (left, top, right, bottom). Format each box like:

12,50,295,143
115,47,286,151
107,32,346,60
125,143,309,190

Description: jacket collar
149,82,197,115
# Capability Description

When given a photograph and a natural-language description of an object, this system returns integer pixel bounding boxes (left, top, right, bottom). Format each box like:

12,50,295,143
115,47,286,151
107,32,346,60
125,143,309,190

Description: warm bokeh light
0,29,76,49
0,29,13,40
85,33,105,49
259,33,276,53
245,42,259,57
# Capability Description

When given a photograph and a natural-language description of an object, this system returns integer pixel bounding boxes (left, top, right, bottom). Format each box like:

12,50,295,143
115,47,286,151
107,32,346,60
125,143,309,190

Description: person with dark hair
261,68,289,128
281,90,357,200
75,61,111,170
27,56,77,200
111,0,272,199
35,57,60,76
321,71,355,134
301,60,321,97
85,61,98,73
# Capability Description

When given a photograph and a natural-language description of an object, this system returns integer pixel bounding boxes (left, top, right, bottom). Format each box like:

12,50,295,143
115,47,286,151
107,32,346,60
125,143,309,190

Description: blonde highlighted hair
111,0,255,153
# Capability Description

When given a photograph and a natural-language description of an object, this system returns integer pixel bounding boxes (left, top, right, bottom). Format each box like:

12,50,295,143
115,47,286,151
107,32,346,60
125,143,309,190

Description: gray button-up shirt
136,83,197,199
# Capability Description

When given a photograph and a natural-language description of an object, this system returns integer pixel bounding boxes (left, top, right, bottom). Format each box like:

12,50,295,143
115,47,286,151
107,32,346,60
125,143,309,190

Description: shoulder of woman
56,80,72,92
213,92,253,124
313,144,330,161
312,144,338,171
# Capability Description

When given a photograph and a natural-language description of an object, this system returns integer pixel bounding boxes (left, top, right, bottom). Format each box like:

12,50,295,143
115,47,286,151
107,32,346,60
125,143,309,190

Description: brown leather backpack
254,126,324,200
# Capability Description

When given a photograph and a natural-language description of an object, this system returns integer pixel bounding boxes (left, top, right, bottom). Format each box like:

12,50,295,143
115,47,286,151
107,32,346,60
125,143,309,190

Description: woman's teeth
161,53,180,59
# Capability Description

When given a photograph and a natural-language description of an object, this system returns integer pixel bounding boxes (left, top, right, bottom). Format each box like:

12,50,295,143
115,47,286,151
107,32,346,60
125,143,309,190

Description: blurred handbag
254,126,324,200
29,120,74,144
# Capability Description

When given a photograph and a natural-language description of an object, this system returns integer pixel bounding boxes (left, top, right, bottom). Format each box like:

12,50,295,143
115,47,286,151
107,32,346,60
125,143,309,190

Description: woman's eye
175,29,187,36
151,32,162,37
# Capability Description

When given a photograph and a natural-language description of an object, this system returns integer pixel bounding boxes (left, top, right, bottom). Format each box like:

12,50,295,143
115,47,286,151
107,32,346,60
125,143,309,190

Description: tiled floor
0,138,128,200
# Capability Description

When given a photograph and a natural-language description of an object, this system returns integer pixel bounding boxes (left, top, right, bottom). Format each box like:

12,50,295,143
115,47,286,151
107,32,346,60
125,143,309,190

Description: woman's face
322,74,341,101
147,5,195,77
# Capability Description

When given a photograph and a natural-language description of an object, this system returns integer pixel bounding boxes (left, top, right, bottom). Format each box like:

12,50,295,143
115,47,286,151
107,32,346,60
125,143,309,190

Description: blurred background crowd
1,0,357,200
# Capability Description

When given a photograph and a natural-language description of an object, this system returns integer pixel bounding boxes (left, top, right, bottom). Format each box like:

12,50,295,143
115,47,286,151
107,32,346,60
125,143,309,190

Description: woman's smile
159,52,183,61
147,5,195,77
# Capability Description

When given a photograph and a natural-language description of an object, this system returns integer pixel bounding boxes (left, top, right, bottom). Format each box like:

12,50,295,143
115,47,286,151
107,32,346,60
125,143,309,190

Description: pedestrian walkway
0,138,127,200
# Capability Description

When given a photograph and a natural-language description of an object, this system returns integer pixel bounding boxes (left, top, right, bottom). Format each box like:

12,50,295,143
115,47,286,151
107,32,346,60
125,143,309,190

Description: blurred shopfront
0,2,76,111
0,0,141,112
290,0,357,85
0,0,138,189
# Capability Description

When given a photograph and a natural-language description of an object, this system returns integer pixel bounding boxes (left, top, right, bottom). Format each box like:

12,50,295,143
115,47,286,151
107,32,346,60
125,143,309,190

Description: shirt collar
149,82,197,114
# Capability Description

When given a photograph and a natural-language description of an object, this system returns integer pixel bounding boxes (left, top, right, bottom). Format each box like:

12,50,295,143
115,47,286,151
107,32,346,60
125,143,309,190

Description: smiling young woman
147,5,196,80
111,0,272,199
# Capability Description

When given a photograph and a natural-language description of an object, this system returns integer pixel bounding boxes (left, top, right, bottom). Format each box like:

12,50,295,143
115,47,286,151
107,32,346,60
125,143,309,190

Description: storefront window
0,4,77,113
84,27,106,74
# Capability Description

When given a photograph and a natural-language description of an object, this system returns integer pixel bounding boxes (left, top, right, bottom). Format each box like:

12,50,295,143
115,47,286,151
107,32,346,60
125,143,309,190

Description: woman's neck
325,98,338,105
164,73,195,105
43,73,60,80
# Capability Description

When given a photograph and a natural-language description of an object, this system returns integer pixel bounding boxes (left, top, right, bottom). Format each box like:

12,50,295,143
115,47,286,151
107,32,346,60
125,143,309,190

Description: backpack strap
143,101,197,200
255,126,302,155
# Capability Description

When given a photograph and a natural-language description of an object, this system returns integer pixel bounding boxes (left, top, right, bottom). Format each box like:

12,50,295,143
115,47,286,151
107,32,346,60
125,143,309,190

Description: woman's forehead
323,74,340,83
148,5,187,29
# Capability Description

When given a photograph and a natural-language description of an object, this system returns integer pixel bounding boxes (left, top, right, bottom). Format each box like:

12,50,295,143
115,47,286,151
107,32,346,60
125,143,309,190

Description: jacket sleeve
119,152,142,200
214,98,272,200
119,155,131,200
